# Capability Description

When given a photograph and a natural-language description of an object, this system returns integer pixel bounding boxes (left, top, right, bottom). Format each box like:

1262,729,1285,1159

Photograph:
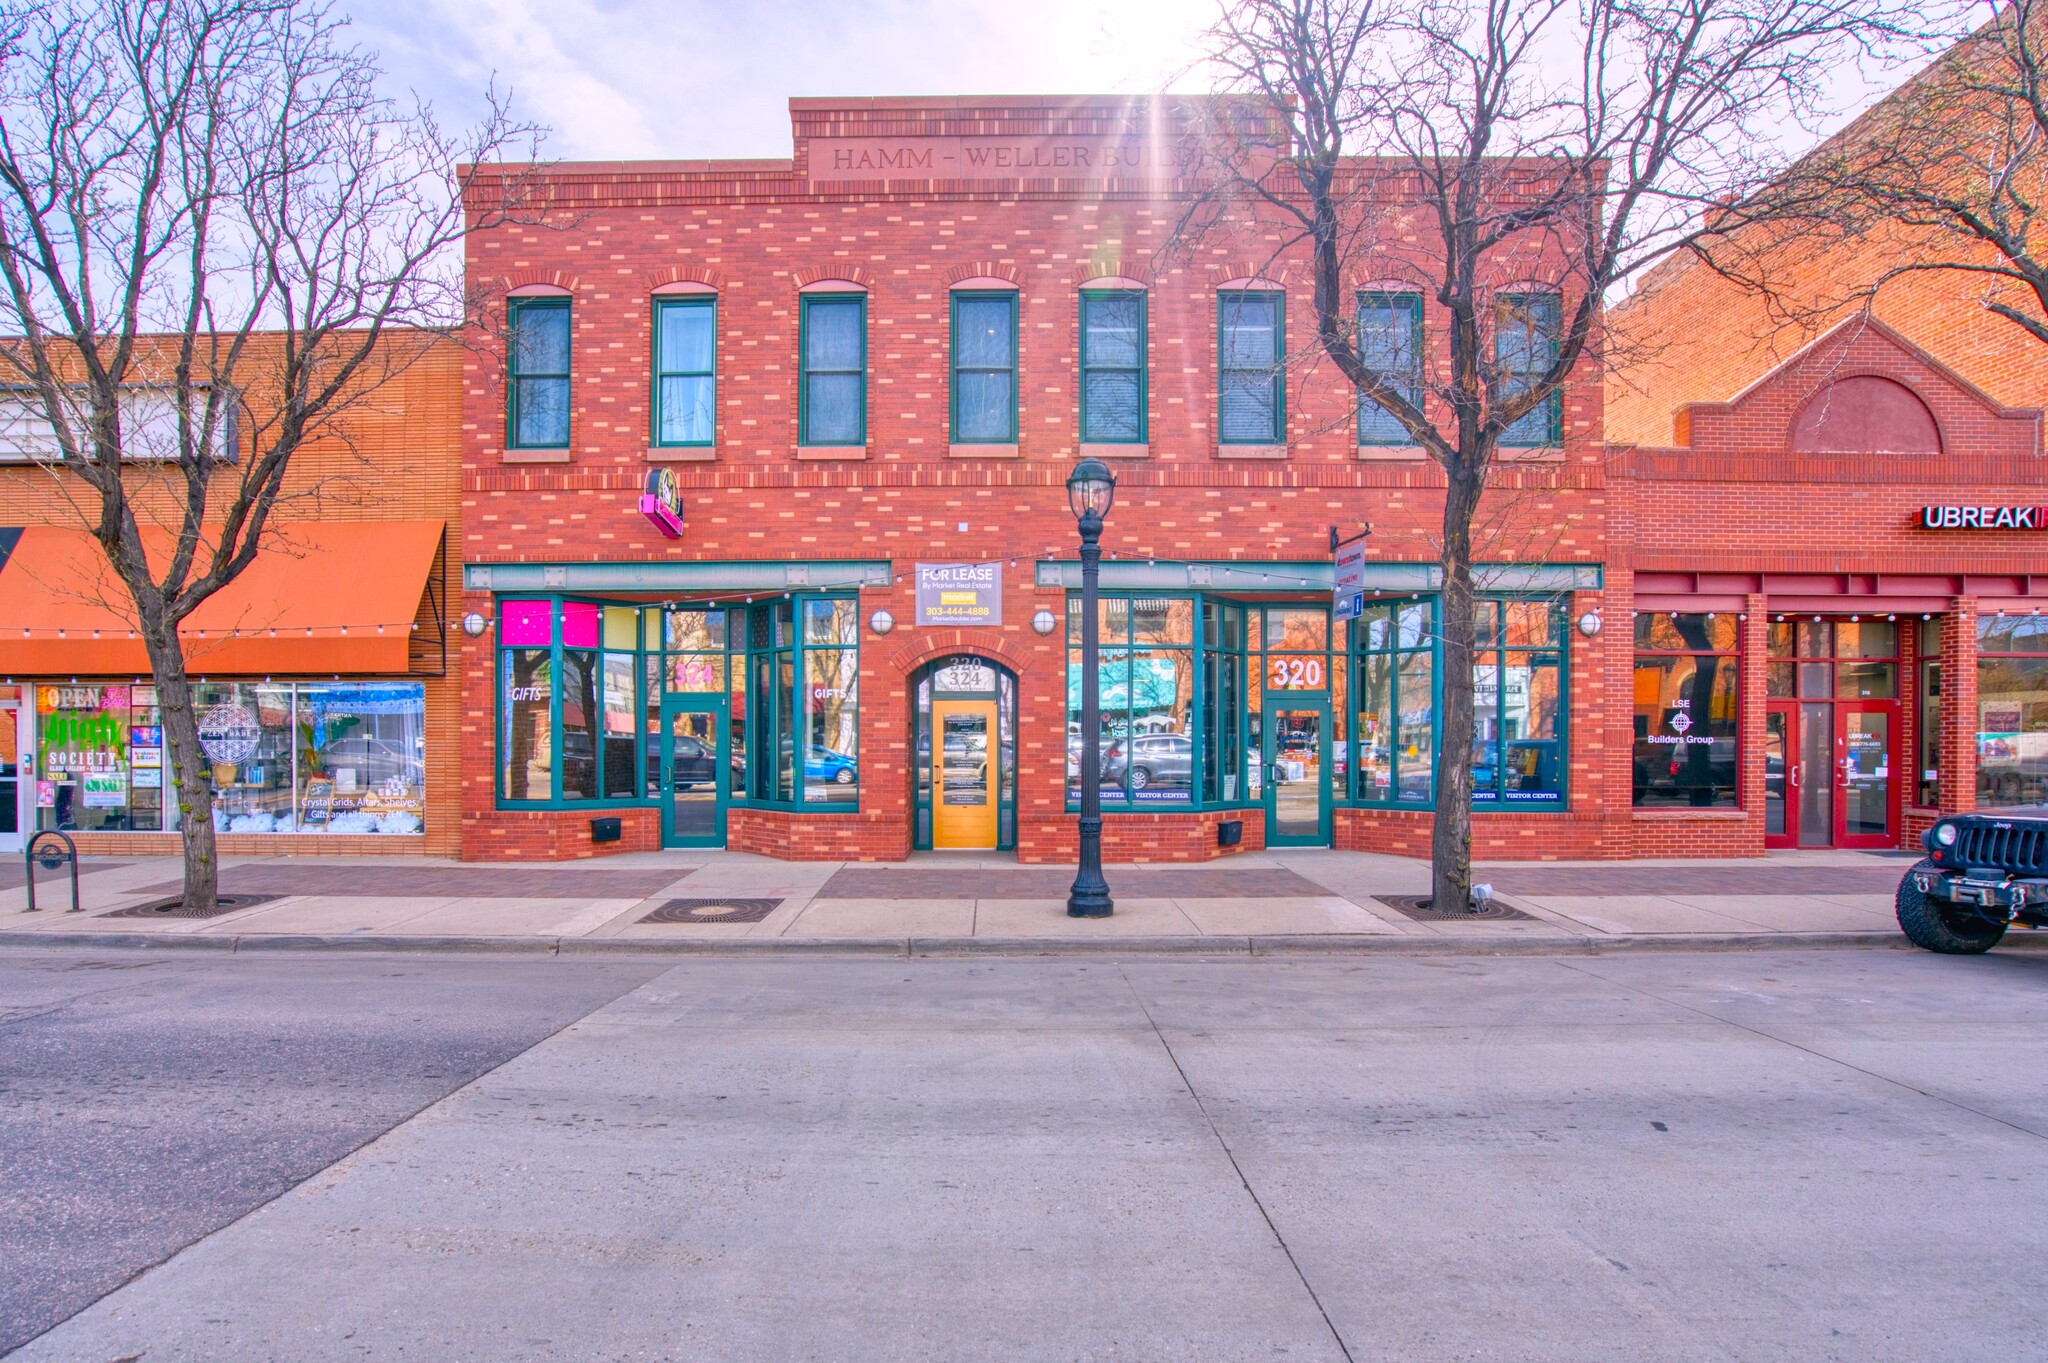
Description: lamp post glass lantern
1066,457,1117,917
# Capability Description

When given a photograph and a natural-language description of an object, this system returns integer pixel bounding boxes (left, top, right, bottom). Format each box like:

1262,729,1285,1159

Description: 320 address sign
1267,656,1326,690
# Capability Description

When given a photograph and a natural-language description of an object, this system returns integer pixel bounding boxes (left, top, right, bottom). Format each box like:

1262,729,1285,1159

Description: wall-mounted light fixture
461,612,488,637
1031,608,1057,636
1576,611,1602,638
869,609,895,635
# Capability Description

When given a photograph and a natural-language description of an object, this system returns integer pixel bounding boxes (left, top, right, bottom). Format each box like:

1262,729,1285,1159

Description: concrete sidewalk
0,845,1993,956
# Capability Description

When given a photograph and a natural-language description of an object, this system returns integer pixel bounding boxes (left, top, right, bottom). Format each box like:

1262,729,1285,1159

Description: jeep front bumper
1912,869,2048,921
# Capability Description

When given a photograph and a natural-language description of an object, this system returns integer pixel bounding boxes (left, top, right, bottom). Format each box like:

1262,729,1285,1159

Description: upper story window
800,293,866,446
1357,291,1422,446
0,385,232,463
1079,289,1145,444
951,290,1018,444
507,297,571,449
1218,290,1284,444
1496,292,1561,448
653,295,716,447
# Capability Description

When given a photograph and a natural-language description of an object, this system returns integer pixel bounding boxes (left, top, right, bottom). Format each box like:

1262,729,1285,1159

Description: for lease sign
1921,505,2048,529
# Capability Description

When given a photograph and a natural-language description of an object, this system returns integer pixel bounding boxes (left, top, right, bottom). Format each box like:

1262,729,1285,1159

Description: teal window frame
799,292,867,446
506,297,570,450
1497,292,1563,448
1469,596,1570,808
1350,597,1437,806
950,290,1019,444
494,596,652,809
1356,291,1423,446
1063,592,1258,814
652,295,717,448
735,593,862,812
1079,288,1147,444
1217,289,1285,444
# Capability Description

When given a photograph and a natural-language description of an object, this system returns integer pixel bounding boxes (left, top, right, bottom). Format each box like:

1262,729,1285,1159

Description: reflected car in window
806,745,858,786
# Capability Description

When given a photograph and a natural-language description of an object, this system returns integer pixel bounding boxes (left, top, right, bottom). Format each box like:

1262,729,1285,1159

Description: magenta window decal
500,600,552,647
561,601,601,648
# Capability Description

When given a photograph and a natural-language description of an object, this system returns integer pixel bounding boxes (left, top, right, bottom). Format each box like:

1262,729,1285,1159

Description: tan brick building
0,334,464,856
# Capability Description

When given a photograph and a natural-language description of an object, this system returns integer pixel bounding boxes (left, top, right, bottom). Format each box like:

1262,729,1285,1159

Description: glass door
1764,701,1797,849
0,703,20,853
660,698,726,848
1836,701,1897,849
932,699,997,849
1265,700,1331,846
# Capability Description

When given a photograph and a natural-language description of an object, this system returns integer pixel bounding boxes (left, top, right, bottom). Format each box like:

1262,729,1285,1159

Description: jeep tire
1896,859,2008,954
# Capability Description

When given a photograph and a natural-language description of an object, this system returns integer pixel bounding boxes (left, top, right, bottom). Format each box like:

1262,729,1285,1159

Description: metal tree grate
640,897,784,924
1374,893,1534,923
101,892,284,920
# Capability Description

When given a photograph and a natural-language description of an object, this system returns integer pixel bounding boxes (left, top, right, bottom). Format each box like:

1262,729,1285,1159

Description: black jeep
1896,813,2048,953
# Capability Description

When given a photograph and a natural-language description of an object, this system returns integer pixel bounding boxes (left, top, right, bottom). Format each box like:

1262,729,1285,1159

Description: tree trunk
1430,466,1483,911
142,632,220,911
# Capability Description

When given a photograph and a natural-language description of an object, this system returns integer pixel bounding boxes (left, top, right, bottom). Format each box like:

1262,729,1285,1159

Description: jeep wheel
1896,860,2007,954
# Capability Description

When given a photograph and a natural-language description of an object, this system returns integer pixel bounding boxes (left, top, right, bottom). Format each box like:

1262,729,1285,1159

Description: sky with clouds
346,0,1220,162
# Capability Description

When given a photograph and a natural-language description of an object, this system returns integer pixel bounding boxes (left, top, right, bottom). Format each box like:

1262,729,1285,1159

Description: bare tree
0,0,536,908
1735,2,2048,344
1180,0,1931,910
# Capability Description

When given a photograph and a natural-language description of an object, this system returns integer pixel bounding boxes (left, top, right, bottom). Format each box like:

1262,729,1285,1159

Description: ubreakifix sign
1922,505,2048,529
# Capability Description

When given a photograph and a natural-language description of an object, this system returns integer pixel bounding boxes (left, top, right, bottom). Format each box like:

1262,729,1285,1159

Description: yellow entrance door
932,699,998,849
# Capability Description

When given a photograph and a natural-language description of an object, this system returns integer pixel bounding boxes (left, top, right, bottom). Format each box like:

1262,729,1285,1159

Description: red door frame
1833,700,1900,850
1765,700,1799,850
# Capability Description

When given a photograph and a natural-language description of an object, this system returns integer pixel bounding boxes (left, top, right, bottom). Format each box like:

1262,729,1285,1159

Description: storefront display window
1355,599,1435,805
1472,599,1566,805
1975,614,2048,809
802,598,859,804
39,680,426,835
1632,612,1739,808
1066,596,1195,807
1917,618,1941,807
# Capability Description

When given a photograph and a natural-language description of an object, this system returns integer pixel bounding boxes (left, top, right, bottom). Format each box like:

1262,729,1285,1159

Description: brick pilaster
1940,598,1977,815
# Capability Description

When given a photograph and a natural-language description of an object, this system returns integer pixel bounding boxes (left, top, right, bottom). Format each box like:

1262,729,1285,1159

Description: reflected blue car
806,745,858,785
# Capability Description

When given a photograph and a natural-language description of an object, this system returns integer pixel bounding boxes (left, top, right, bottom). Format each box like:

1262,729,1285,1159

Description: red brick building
454,96,1615,863
1608,25,2048,860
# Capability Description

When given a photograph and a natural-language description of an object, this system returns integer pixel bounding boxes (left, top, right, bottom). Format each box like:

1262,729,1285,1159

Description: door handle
1789,764,1799,789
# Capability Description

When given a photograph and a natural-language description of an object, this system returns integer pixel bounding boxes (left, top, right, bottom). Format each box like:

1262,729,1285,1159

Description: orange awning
0,520,444,676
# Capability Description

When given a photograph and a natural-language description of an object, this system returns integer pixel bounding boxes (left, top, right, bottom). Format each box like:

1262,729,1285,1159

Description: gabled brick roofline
1718,312,2036,422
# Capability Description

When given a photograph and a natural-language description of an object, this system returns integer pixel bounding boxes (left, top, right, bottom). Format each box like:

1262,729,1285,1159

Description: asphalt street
0,951,666,1355
5,945,2047,1361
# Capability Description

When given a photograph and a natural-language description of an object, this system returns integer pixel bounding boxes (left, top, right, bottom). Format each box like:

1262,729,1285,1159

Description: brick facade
0,335,465,856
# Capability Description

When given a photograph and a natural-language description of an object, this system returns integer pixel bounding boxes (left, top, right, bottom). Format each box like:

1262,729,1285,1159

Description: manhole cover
1374,893,1533,923
101,893,283,920
639,897,783,924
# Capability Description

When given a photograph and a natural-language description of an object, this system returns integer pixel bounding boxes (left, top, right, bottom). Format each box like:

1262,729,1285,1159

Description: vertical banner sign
915,563,1002,627
1333,539,1367,622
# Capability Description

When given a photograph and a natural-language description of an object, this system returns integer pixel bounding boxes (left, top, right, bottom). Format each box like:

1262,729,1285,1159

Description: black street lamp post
1066,457,1117,918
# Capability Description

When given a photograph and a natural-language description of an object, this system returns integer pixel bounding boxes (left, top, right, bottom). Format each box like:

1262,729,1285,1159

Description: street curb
557,936,908,956
0,926,1922,956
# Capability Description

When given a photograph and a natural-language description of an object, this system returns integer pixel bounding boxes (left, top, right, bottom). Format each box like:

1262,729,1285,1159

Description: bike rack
24,830,81,913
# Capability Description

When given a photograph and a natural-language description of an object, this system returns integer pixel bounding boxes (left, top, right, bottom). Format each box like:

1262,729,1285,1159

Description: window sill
948,443,1019,459
1632,807,1749,820
647,446,717,463
1080,442,1149,460
501,448,571,465
1497,445,1564,463
797,444,868,461
1356,444,1428,462
1215,444,1288,460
